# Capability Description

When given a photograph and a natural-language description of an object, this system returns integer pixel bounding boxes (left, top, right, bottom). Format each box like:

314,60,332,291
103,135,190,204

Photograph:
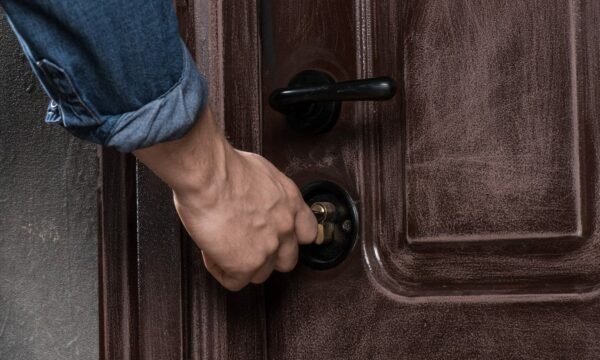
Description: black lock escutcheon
300,181,359,270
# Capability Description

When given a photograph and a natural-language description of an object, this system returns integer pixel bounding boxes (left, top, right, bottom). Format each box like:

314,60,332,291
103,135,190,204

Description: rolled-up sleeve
0,0,207,152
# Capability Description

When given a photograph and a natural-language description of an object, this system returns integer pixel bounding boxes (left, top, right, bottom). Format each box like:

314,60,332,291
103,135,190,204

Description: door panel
365,0,598,296
404,0,581,244
261,0,600,358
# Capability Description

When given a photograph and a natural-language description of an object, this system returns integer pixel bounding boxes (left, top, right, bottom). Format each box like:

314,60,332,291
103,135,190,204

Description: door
99,1,600,359
260,0,600,358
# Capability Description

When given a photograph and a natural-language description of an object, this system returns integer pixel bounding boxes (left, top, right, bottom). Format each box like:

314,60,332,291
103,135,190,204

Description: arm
1,0,316,290
135,108,316,290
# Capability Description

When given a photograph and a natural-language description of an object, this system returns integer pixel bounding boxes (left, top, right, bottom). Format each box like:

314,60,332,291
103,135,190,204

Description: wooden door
99,1,600,359
260,0,600,359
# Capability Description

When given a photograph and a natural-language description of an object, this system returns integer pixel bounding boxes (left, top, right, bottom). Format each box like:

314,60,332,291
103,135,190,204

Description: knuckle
277,257,298,273
280,213,295,232
251,270,272,284
293,191,305,205
277,176,295,194
286,181,302,199
244,256,266,273
263,237,280,254
281,177,295,189
223,279,246,292
272,211,294,232
232,259,259,274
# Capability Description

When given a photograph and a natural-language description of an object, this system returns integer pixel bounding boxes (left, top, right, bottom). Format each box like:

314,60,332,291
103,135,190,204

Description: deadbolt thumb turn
269,70,397,134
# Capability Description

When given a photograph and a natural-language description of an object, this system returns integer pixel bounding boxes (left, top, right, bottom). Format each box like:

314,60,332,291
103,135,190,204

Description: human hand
134,108,317,290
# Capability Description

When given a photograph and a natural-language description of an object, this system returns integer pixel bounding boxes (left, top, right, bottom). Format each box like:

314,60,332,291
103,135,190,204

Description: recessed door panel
404,0,582,244
360,0,599,297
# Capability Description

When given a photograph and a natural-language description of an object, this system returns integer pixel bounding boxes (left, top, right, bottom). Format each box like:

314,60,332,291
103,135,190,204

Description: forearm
2,0,317,291
135,105,317,291
133,107,229,197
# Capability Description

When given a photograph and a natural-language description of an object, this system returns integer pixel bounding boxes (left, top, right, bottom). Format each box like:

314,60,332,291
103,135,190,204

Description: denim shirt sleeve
0,0,208,153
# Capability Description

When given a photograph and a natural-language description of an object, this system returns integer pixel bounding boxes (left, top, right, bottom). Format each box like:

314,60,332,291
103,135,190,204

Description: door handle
269,70,397,134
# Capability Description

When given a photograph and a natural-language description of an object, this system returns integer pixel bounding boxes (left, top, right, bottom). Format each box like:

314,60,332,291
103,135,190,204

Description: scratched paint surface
0,14,98,360
404,0,580,243
261,1,600,359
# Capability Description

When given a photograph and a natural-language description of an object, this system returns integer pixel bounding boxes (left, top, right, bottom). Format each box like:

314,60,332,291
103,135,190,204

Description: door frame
98,1,265,359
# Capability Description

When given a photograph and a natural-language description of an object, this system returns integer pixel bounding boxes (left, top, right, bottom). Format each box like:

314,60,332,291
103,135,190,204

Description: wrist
133,107,232,197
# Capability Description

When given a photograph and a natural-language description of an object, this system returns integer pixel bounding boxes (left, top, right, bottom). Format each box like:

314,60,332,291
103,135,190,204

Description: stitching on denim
37,59,103,126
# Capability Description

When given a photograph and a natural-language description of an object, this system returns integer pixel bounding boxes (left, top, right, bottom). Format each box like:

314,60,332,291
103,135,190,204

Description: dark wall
0,14,98,360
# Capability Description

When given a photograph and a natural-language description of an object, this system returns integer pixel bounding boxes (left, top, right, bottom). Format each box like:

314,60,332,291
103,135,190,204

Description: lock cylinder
311,201,337,245
300,181,358,269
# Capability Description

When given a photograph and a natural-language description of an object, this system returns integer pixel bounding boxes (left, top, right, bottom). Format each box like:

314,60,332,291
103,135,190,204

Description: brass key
311,202,336,245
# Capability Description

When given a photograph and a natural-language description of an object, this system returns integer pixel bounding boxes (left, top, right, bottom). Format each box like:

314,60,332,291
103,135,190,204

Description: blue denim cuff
104,45,207,152
44,43,208,153
3,0,207,153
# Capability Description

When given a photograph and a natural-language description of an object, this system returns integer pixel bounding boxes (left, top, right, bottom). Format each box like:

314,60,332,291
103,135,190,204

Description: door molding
98,1,265,359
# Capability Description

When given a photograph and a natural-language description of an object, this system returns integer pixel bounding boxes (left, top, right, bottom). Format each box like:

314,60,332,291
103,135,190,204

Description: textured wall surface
0,14,99,360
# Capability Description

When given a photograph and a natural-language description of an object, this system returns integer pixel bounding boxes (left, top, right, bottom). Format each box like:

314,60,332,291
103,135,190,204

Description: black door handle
269,70,397,134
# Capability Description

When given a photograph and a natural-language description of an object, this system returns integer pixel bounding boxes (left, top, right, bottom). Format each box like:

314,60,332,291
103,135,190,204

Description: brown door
260,0,600,358
99,1,600,359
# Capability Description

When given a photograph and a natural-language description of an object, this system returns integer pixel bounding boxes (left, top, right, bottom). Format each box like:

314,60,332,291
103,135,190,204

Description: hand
174,148,317,290
134,108,317,291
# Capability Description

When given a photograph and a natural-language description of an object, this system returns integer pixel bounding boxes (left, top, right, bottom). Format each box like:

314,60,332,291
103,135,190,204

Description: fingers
203,250,278,290
250,231,299,283
295,204,318,244
250,255,276,284
275,234,299,272
279,176,317,245
202,253,249,291
203,244,303,291
204,236,300,291
198,168,316,292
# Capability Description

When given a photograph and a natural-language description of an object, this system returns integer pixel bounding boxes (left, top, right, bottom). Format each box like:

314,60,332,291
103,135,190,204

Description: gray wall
0,14,99,360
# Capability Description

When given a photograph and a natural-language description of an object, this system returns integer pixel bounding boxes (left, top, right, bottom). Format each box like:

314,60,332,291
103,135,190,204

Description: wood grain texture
221,0,262,153
261,0,600,359
136,165,184,360
403,0,581,243
362,0,600,296
98,150,138,360
100,160,185,360
102,1,600,359
188,1,266,359
178,2,228,360
100,1,265,359
221,2,267,360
